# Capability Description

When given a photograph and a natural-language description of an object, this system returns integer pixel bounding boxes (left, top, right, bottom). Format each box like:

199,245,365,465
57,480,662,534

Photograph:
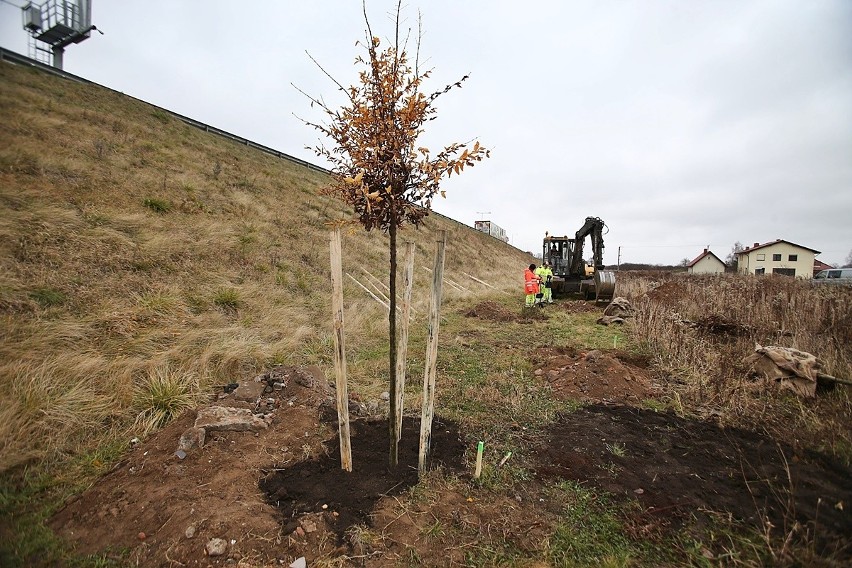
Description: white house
736,240,821,278
687,249,726,274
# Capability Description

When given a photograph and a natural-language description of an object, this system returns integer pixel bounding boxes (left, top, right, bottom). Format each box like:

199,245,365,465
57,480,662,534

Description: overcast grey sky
1,1,850,265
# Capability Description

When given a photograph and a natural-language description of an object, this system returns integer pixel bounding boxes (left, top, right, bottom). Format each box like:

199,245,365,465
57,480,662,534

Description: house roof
687,249,725,268
736,239,821,255
814,259,833,271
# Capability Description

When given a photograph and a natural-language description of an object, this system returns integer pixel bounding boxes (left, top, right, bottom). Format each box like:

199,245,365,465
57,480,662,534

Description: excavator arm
570,217,606,275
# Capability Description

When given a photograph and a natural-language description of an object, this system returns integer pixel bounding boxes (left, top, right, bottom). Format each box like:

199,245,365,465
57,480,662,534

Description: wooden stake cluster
330,229,448,476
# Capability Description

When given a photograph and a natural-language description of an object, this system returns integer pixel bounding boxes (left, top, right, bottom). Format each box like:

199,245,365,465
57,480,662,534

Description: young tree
726,241,744,272
299,2,489,466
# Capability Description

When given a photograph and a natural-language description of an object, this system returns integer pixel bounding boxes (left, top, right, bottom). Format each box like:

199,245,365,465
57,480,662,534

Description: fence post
330,228,352,471
419,230,447,475
396,241,415,441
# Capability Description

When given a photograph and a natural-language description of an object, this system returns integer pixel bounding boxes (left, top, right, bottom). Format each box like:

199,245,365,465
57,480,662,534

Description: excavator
542,216,616,304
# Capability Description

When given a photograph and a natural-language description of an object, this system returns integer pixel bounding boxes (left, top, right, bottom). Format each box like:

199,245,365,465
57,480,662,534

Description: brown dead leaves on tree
297,7,489,232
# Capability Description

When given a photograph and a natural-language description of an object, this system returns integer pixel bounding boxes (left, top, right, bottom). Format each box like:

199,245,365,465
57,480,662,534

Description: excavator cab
542,217,615,304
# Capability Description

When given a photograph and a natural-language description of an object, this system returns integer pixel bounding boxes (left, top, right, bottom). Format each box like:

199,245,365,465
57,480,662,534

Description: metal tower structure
21,0,98,69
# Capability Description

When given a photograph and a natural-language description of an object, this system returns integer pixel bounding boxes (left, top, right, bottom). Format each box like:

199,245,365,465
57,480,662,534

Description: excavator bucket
594,270,616,304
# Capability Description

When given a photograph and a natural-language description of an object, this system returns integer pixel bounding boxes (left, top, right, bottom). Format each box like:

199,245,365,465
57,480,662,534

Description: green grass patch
0,433,131,567
29,287,66,308
150,109,170,124
142,197,171,214
213,288,241,311
547,481,633,567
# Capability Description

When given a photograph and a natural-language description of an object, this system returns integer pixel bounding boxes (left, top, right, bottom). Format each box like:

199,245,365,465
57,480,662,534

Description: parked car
813,268,852,283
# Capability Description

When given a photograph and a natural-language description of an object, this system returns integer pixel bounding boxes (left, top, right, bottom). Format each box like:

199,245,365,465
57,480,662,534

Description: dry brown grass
0,60,533,473
616,272,852,461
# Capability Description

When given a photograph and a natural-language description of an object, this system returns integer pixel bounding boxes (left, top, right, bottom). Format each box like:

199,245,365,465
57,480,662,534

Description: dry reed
617,272,852,460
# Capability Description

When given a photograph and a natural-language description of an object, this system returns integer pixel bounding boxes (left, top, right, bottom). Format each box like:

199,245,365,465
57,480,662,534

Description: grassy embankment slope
0,59,530,481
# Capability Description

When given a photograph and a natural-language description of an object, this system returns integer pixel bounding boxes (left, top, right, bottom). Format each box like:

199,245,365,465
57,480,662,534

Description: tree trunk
388,211,399,467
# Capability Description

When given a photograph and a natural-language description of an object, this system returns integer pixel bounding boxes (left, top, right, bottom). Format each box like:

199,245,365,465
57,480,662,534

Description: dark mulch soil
534,404,852,558
259,416,466,539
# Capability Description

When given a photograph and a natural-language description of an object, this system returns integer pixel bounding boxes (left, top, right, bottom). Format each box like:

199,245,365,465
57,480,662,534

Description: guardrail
0,46,330,175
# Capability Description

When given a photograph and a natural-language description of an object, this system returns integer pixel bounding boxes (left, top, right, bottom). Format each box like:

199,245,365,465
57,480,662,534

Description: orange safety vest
524,268,539,294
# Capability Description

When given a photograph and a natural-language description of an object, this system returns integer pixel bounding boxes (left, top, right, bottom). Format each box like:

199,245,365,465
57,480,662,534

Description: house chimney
753,242,759,247
703,248,708,253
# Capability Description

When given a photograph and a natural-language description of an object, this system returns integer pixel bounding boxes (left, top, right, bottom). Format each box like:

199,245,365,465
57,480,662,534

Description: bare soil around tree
48,357,852,566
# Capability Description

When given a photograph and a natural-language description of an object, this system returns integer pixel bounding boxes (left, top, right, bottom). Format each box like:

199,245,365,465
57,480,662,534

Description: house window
789,254,797,261
755,268,765,275
772,254,782,261
773,268,795,277
756,253,765,261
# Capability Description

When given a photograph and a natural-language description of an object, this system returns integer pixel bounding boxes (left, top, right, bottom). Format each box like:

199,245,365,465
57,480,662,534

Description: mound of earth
534,404,852,559
558,300,600,314
646,280,689,303
50,366,333,565
533,347,656,404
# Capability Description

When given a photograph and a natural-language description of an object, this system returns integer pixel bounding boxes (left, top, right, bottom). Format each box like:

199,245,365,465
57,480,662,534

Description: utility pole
617,246,621,271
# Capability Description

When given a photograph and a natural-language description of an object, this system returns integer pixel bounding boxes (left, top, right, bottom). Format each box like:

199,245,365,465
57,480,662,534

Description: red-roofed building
813,258,833,276
736,240,821,278
686,249,726,274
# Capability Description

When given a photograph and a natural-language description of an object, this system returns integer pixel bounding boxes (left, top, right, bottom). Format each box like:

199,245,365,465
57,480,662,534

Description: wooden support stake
345,272,389,310
359,268,391,303
421,266,469,293
419,230,447,476
395,241,415,442
365,267,418,317
330,228,352,472
462,271,494,288
361,267,390,294
445,277,469,293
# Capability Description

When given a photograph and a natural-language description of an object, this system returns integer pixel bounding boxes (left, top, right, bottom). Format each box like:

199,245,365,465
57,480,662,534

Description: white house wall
689,255,725,274
737,243,816,278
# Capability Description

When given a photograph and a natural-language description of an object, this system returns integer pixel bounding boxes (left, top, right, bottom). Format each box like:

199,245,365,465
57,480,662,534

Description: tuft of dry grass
0,359,119,471
132,365,208,435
